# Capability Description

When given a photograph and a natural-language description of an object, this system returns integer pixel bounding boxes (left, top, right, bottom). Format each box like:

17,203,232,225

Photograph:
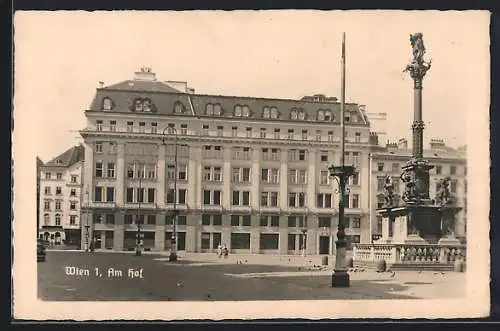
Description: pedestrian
223,244,228,258
217,243,222,258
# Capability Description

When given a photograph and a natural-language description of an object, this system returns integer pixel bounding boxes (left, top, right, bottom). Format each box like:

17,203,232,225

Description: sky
14,10,490,162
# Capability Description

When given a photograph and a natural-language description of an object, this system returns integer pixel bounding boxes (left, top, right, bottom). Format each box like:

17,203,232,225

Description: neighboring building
36,156,43,234
77,67,467,254
369,138,467,242
79,67,374,254
38,145,85,246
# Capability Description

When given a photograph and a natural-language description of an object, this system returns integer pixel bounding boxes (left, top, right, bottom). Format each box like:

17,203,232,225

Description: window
352,194,360,208
352,152,360,165
55,214,61,226
178,189,186,204
260,234,279,250
231,233,250,249
56,173,63,180
110,120,116,132
230,215,239,226
246,127,252,138
70,201,77,210
151,122,157,134
180,124,188,135
96,120,103,131
318,217,331,228
435,165,442,175
450,180,457,193
109,142,117,154
320,170,330,185
174,102,184,114
377,163,384,172
287,129,294,140
69,215,77,225
203,166,222,182
317,193,332,208
261,168,279,184
287,215,307,228
274,128,280,139
147,215,156,225
44,186,51,195
351,217,361,228
328,131,334,142
202,145,223,159
177,165,187,181
301,130,308,140
203,190,211,205
167,165,176,180
95,142,103,153
146,188,154,203
166,189,175,204
320,151,328,162
450,165,457,175
103,98,113,110
55,200,61,211
351,172,359,185
139,122,145,133
232,126,238,137
263,107,270,118
217,126,224,137
106,187,115,202
70,189,76,197
124,214,133,225
71,175,77,183
127,121,133,132
105,214,115,225
299,150,307,161
146,164,156,179
232,167,251,183
202,124,209,136
288,192,306,207
377,177,385,191
106,163,115,178
95,162,103,177
136,188,145,203
260,128,267,138
94,186,103,202
44,200,51,211
45,172,51,180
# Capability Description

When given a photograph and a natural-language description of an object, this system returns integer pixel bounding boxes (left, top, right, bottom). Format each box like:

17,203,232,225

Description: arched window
174,102,184,114
206,103,214,116
55,214,61,226
44,214,49,225
270,107,278,119
102,97,113,111
291,109,298,120
234,105,242,117
318,110,325,121
242,106,250,117
214,104,222,116
263,107,270,118
298,110,305,120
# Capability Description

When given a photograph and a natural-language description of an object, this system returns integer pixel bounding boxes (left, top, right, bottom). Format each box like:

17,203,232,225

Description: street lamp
135,160,144,256
162,126,179,262
328,32,355,288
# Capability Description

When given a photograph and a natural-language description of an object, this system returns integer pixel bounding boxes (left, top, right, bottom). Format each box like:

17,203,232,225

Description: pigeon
390,271,396,278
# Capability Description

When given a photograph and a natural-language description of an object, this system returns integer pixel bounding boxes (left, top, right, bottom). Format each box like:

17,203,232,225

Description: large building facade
38,145,84,246
76,67,466,254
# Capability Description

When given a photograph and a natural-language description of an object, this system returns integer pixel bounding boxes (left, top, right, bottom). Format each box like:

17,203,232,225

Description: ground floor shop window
105,231,114,249
231,233,250,249
165,232,186,251
201,232,210,249
288,234,295,250
260,233,279,250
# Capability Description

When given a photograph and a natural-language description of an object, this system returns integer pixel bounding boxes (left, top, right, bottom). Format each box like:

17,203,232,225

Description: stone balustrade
353,243,466,268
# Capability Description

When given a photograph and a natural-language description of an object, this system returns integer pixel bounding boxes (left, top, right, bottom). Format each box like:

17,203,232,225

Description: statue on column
383,175,395,207
401,170,417,202
409,33,426,64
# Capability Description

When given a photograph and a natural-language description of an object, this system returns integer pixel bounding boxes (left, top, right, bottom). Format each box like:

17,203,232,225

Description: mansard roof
43,144,85,167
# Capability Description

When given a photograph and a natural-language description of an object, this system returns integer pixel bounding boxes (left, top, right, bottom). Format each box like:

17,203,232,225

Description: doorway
319,236,330,255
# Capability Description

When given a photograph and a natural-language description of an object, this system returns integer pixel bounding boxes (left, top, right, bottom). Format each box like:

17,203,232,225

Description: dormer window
206,103,214,116
290,107,305,120
234,104,250,117
298,111,305,120
318,109,333,121
214,104,222,116
143,98,152,112
174,102,185,114
270,107,278,119
134,99,143,112
318,110,325,121
291,109,298,120
263,107,270,118
102,97,113,111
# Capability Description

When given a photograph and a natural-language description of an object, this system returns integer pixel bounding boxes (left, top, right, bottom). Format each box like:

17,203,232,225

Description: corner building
80,67,375,254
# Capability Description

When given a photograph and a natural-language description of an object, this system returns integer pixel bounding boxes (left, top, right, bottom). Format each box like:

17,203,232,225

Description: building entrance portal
319,236,330,255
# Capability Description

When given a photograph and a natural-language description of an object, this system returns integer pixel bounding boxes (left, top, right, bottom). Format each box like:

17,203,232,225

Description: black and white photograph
13,10,490,320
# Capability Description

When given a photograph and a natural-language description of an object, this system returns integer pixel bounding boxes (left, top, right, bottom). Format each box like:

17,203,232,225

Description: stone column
115,143,125,205
113,212,124,251
223,148,232,210
157,144,166,208
307,149,316,210
279,215,288,254
251,148,261,210
154,213,165,251
279,150,288,208
250,229,260,254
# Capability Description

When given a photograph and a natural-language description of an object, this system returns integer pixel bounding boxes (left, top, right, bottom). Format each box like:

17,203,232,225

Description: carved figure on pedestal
383,175,395,207
409,33,426,64
435,176,452,206
400,170,417,202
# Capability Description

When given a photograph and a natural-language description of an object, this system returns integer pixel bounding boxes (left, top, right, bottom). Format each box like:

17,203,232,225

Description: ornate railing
353,243,466,265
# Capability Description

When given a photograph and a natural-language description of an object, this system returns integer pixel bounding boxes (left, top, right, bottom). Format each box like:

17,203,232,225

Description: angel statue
409,33,426,64
436,177,451,206
400,170,417,202
383,175,395,207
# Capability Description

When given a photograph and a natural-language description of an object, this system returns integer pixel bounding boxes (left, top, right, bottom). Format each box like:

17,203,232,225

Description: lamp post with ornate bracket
328,32,355,288
162,126,179,262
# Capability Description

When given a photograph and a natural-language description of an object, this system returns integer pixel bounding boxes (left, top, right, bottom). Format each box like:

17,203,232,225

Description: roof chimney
98,81,104,88
134,66,156,81
430,138,446,150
